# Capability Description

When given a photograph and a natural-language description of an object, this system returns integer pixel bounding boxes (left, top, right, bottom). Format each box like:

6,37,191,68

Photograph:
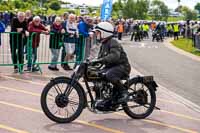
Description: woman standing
48,17,65,71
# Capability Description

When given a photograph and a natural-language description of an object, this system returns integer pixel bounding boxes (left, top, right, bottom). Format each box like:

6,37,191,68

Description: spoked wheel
123,81,156,119
41,77,85,123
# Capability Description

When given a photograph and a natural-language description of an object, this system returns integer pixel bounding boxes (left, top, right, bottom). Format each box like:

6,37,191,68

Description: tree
13,0,22,9
175,5,182,12
88,7,94,14
149,0,169,21
112,0,124,18
49,1,61,11
181,6,198,20
195,3,200,14
121,0,149,19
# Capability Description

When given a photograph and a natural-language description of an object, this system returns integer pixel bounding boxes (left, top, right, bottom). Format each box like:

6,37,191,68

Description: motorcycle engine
93,81,113,100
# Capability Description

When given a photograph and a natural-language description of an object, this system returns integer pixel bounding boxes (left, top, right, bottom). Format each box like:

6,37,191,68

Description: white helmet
94,22,114,39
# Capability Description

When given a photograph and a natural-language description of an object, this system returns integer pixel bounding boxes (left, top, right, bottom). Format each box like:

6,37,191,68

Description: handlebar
85,59,103,69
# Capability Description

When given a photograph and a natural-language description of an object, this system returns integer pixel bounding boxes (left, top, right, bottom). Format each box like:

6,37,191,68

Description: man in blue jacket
77,17,93,60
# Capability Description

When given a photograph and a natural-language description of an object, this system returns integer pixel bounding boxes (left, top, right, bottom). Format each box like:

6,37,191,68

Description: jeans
118,33,122,40
49,49,60,68
27,48,37,68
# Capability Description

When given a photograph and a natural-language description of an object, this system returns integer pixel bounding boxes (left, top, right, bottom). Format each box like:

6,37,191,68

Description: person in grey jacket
92,22,131,104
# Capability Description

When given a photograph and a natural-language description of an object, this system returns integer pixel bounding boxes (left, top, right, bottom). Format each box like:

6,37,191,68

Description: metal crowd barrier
0,32,28,73
0,32,89,73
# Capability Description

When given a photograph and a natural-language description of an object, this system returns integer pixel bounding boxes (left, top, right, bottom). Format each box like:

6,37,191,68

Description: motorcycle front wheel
41,77,85,123
123,80,156,119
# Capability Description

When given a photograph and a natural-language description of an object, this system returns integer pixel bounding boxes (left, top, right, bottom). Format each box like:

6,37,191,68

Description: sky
62,0,199,9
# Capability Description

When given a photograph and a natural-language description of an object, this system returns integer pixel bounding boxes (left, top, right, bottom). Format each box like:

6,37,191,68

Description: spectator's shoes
14,68,18,73
48,66,59,71
24,67,32,72
32,67,40,72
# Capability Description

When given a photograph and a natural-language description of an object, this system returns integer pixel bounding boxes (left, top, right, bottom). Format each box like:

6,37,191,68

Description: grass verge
171,38,200,56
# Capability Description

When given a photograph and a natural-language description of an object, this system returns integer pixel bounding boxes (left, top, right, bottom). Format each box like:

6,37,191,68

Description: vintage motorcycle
41,60,158,123
152,30,163,42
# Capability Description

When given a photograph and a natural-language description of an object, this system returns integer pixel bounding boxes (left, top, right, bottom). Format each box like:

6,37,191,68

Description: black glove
91,58,104,66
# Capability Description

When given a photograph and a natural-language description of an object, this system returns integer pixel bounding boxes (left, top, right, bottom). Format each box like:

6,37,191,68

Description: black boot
114,82,129,104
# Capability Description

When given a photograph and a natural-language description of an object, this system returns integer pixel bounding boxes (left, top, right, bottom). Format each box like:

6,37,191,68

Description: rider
92,22,131,104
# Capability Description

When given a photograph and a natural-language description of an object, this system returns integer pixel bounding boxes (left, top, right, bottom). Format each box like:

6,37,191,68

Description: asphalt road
0,33,200,133
122,36,200,107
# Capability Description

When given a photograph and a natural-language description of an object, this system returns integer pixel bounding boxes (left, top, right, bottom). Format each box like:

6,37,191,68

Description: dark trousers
10,40,24,69
118,33,122,40
76,36,84,63
61,45,66,65
131,32,136,41
101,65,130,91
174,32,179,40
144,31,149,38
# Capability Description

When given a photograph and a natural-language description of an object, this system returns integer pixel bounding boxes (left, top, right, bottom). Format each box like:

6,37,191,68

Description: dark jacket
49,23,63,49
11,17,27,33
98,38,131,73
133,24,140,32
10,17,27,47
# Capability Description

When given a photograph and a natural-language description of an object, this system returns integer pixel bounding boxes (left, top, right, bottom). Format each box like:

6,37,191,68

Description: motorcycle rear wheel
123,81,156,119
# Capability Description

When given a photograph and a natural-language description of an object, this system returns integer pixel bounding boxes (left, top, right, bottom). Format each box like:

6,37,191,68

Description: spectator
0,15,5,46
63,14,79,70
25,10,33,25
23,10,33,54
131,22,140,41
143,23,149,39
3,11,10,28
173,23,180,40
28,16,49,72
197,25,200,35
78,17,93,60
77,17,92,61
191,22,199,46
85,17,94,59
117,21,123,40
167,24,173,37
61,12,69,70
10,12,28,73
48,17,64,71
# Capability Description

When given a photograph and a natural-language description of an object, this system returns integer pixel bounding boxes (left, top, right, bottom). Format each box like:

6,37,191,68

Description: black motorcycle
41,60,158,123
152,30,163,42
